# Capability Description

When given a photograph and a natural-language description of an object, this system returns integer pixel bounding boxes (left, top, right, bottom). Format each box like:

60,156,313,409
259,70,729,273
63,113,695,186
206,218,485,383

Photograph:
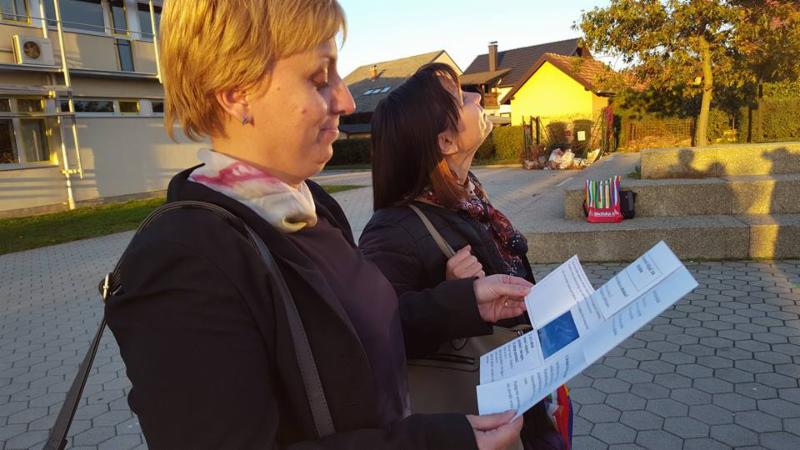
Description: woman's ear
438,129,458,156
215,88,250,125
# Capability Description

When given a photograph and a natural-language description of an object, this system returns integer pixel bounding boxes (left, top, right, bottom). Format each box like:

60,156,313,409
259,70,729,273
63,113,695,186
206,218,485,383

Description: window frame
64,98,115,115
118,99,140,114
0,96,58,170
136,1,160,40
59,97,148,117
114,37,135,72
108,0,129,36
0,0,30,24
45,0,110,36
149,99,164,115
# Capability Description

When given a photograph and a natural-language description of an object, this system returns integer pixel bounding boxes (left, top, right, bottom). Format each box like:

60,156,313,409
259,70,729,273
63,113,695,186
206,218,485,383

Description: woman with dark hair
360,63,569,449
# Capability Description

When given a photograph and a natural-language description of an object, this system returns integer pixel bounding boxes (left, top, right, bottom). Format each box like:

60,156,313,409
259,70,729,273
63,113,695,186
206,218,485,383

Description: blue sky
336,0,611,77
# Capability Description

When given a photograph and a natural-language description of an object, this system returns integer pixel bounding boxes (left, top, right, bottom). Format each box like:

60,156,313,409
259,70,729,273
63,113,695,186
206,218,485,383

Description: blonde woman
106,1,530,448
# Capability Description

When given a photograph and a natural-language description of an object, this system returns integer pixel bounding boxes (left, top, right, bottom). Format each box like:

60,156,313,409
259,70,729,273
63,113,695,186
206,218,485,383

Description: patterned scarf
419,172,529,278
188,149,317,233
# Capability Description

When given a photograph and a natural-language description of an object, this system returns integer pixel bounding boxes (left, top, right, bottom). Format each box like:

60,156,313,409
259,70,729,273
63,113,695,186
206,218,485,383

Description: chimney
369,64,379,80
488,41,498,72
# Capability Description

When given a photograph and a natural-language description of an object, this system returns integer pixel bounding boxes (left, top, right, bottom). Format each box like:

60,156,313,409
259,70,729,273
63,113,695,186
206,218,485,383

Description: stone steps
525,214,800,263
564,174,800,220
640,142,800,178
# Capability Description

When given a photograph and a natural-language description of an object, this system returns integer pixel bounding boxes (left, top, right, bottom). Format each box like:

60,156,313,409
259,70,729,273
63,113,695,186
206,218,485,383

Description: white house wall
64,117,203,203
0,165,66,214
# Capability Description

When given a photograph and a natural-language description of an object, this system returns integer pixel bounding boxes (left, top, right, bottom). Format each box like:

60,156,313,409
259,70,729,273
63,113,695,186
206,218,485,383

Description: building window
137,3,160,38
61,98,147,116
1,0,28,22
119,100,139,114
16,98,44,113
109,0,127,34
116,39,134,72
46,0,105,33
362,87,390,96
151,100,164,114
0,120,17,164
20,119,49,162
72,99,114,113
0,97,54,166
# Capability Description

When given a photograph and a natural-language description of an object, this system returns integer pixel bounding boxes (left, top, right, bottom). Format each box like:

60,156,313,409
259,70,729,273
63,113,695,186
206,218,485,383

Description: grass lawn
321,184,364,194
0,197,165,255
323,164,371,171
0,184,364,255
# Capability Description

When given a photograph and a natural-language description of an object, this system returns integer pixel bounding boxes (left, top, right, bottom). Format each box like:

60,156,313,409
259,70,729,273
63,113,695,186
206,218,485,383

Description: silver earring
241,114,252,125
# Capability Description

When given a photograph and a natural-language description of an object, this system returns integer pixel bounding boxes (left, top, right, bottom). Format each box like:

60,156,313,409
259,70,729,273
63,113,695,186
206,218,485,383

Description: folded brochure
477,241,699,417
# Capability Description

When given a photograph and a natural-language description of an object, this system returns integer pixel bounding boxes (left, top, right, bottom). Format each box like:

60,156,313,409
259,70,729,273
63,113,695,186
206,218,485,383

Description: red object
586,205,623,223
555,385,573,449
585,176,623,223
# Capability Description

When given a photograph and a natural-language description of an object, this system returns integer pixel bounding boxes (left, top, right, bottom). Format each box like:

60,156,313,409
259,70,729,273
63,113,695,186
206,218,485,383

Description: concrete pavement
1,165,799,449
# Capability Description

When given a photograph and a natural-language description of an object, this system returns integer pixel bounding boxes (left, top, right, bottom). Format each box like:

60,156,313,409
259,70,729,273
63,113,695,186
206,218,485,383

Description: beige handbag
406,204,530,415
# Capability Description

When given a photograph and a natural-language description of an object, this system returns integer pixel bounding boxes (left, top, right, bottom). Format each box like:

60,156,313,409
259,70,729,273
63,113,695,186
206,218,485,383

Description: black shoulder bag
44,200,334,450
405,203,528,415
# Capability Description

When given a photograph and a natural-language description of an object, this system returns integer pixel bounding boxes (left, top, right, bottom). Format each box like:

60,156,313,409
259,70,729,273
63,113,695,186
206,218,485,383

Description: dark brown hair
370,62,465,210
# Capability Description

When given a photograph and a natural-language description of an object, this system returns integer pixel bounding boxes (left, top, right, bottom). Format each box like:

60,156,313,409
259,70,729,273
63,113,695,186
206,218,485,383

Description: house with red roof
461,39,615,126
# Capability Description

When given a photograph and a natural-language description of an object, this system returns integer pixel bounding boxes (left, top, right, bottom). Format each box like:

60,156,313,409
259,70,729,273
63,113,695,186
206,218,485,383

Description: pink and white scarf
189,149,317,233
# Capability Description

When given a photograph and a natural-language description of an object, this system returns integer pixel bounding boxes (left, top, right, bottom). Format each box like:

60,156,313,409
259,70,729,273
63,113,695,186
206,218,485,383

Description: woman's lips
320,127,340,141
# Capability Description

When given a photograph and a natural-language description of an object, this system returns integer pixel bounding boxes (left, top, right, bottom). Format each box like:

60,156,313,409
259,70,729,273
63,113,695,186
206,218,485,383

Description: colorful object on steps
584,176,623,223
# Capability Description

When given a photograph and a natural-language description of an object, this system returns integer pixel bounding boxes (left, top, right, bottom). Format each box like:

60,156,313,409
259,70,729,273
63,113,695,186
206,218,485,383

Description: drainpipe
149,0,161,83
38,0,47,38
53,0,84,209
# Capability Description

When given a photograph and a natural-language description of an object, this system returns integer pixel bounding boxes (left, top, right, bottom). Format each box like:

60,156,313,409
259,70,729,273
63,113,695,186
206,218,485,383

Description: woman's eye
313,74,329,90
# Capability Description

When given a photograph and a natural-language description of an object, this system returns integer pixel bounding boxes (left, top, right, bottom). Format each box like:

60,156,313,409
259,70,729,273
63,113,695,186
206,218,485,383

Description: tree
578,0,800,147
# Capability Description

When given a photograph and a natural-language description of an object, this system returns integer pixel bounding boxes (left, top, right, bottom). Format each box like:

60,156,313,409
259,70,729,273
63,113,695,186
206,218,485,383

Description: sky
336,0,612,77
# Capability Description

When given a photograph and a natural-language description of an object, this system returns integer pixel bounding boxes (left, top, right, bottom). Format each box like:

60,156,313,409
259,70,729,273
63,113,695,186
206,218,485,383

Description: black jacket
106,168,480,450
359,201,535,355
360,202,567,450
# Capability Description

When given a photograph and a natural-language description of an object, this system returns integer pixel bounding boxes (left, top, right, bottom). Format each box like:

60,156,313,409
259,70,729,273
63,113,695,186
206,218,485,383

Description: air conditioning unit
12,35,56,66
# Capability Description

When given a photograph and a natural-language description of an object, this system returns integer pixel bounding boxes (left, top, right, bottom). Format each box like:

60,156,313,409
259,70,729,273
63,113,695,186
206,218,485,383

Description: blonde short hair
161,0,346,140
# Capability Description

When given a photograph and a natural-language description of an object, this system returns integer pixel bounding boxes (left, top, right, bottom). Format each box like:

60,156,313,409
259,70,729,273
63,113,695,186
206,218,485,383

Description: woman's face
442,78,493,156
246,38,355,185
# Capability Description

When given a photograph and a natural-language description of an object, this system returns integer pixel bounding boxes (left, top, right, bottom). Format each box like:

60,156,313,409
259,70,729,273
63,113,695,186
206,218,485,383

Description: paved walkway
1,167,799,449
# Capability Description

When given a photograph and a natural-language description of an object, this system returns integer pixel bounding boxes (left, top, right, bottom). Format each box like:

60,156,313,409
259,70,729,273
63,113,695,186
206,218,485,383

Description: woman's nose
332,79,356,116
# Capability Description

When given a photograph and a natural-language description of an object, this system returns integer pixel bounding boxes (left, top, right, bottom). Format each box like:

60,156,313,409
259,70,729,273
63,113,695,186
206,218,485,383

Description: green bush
760,99,800,142
737,99,800,143
708,109,733,143
475,135,495,160
493,126,525,160
330,138,371,165
762,80,800,99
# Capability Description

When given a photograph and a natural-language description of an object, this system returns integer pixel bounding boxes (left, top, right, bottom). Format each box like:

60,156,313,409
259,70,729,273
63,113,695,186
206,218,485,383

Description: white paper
524,255,595,329
480,332,543,384
476,241,698,417
592,241,682,319
582,267,698,362
477,350,586,416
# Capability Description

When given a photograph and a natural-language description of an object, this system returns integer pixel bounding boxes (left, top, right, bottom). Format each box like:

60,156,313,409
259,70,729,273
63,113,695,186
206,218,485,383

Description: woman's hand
467,411,523,450
446,245,485,280
473,275,531,323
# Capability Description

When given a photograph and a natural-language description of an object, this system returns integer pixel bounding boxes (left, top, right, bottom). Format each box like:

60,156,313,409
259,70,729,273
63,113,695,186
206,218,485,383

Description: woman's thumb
469,410,516,431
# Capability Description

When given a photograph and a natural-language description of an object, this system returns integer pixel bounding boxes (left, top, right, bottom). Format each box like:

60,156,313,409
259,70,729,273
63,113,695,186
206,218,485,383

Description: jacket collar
167,167,359,337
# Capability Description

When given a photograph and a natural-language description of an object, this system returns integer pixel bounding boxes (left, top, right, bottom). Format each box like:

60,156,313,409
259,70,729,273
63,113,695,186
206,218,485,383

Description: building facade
0,0,203,218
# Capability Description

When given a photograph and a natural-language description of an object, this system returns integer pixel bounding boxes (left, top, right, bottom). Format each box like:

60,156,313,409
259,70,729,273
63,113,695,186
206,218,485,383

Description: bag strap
408,203,456,258
45,201,334,450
